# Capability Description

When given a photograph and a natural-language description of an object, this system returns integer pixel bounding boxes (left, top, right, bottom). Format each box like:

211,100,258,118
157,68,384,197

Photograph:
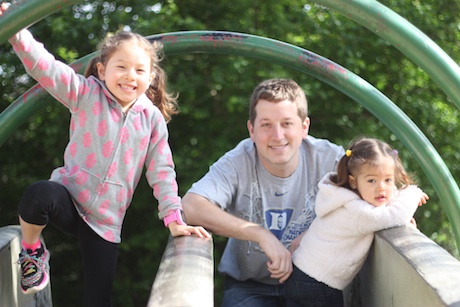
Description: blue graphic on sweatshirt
266,209,294,239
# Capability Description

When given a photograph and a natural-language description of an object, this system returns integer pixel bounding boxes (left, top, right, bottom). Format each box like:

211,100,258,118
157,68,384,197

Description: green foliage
2,0,460,306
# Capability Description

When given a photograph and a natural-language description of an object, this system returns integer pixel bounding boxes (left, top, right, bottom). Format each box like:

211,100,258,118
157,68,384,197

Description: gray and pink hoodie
10,29,181,243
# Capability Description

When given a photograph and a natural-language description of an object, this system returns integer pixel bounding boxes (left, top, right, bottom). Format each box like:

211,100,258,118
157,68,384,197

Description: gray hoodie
10,29,181,243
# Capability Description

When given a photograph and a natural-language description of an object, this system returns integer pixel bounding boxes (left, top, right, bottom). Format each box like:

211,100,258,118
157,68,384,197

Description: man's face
247,99,309,177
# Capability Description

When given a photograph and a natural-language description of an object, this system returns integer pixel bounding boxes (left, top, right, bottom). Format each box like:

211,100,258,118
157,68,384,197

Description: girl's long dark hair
84,31,179,122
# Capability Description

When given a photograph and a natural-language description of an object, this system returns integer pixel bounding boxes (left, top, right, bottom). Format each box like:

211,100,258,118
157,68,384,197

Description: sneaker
17,245,50,295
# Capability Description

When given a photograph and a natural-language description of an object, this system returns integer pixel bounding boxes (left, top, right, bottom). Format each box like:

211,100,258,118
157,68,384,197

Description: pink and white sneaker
17,245,50,295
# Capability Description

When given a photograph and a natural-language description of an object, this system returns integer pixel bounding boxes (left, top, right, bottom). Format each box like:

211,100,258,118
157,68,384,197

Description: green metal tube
0,1,459,252
1,31,459,253
312,0,460,111
0,0,81,43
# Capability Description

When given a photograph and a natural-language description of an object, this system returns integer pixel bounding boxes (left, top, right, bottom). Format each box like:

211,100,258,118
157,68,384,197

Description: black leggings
18,180,119,307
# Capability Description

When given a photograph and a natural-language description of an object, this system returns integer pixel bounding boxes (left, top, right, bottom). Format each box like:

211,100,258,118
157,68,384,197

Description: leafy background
1,0,460,306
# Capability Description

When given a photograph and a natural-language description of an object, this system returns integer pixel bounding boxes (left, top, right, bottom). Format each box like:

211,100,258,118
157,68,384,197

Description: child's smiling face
97,43,153,108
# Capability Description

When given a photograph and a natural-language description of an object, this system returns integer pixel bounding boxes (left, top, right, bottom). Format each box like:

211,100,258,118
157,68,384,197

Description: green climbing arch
1,0,460,252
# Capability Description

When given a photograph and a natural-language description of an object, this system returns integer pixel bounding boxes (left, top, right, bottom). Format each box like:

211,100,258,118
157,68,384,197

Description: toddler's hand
289,230,306,254
418,192,429,206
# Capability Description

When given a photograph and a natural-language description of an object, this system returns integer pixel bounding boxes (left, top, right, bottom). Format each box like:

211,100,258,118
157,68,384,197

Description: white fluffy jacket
292,172,423,290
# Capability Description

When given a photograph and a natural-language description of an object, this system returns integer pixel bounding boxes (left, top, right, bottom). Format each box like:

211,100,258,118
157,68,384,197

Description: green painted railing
0,0,81,41
315,0,460,111
1,27,460,252
0,0,459,256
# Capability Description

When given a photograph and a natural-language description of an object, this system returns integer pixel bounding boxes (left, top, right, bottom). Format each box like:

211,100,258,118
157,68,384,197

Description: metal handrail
147,235,214,307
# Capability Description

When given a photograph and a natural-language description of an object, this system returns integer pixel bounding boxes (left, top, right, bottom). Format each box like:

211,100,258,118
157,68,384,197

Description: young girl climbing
1,2,209,306
285,137,428,307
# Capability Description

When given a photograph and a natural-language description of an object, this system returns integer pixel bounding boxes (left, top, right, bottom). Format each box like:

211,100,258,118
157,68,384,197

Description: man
182,78,344,306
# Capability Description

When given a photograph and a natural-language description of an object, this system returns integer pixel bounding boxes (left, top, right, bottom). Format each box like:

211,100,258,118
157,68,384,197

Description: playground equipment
1,0,460,306
1,0,460,250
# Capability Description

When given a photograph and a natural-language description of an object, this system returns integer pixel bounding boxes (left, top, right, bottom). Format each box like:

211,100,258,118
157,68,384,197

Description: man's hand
258,232,293,283
182,193,292,282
